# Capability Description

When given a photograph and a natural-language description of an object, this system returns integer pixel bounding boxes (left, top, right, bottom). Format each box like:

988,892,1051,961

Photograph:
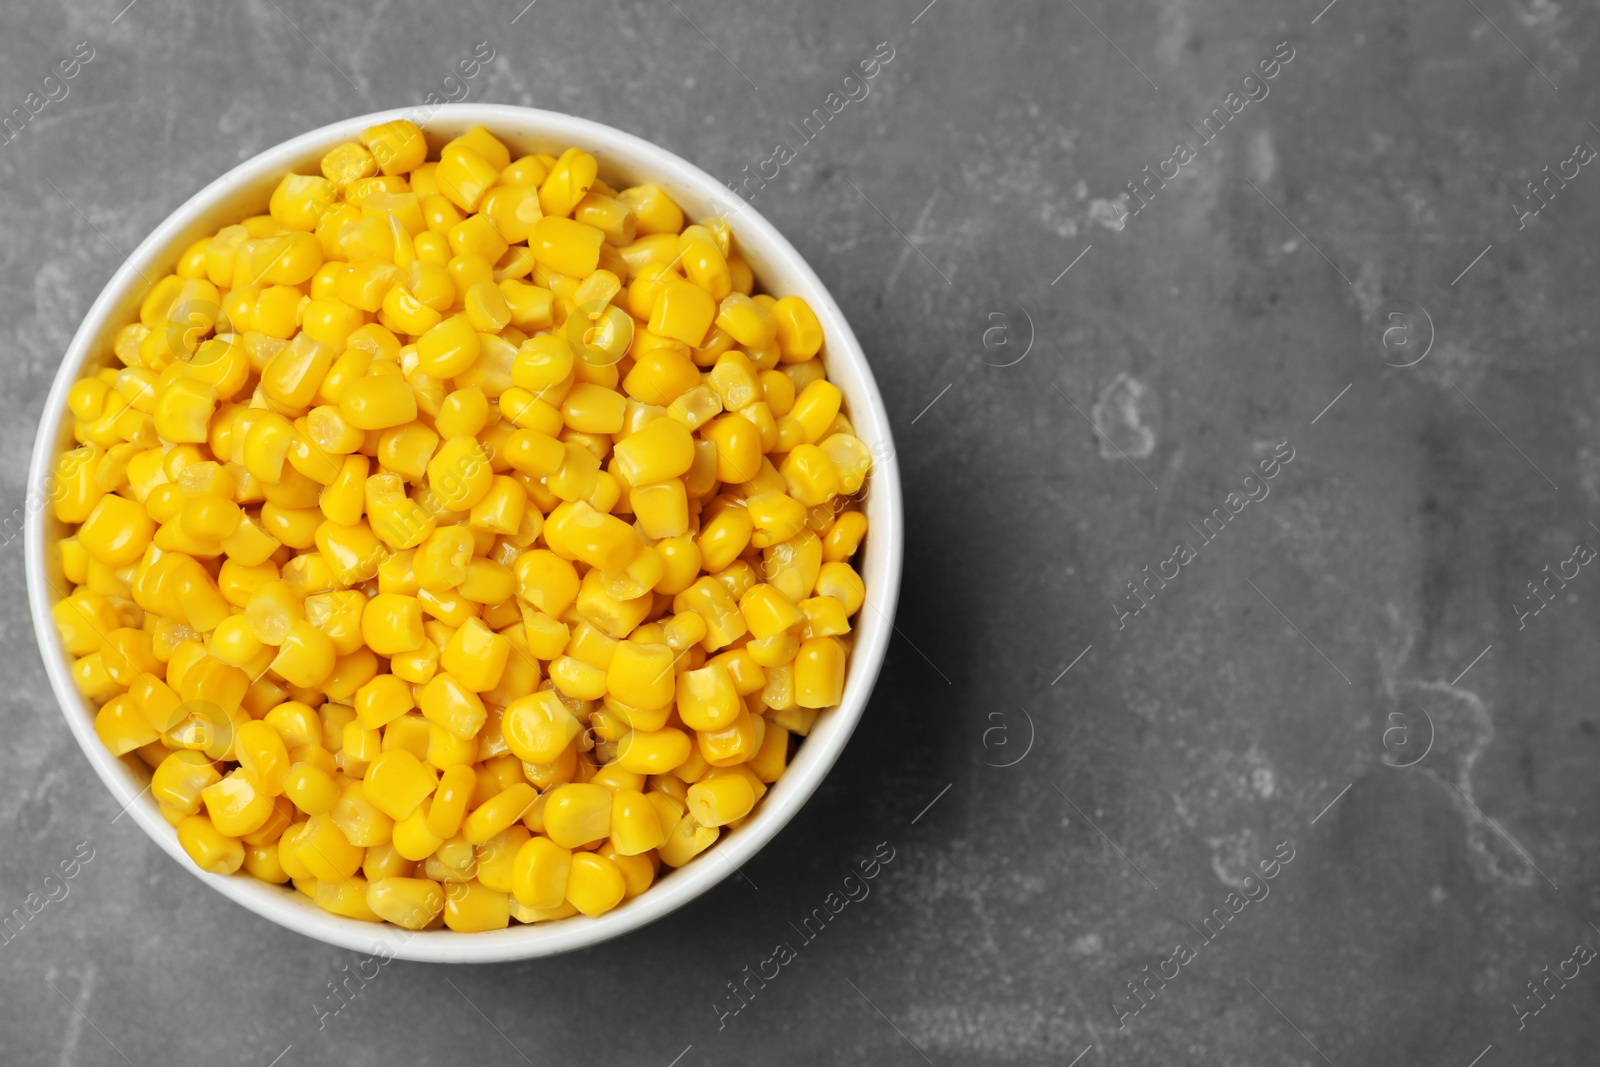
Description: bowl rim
25,104,903,963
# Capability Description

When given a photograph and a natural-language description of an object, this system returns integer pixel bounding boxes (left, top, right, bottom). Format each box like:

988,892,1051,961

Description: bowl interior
27,105,902,962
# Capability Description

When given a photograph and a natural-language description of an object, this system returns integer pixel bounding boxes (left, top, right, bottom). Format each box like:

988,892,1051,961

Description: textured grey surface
4,0,1600,1063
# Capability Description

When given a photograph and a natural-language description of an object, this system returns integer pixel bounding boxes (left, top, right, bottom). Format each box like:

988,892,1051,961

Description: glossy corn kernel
687,772,756,827
178,815,246,875
543,782,612,848
657,812,719,868
367,876,444,929
364,749,439,820
606,788,664,856
564,852,626,917
440,617,510,693
462,783,537,844
511,836,571,908
772,295,823,360
361,119,428,176
201,769,275,837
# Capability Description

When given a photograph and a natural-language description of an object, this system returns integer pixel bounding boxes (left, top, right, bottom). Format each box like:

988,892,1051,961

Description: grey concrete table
3,0,1598,1063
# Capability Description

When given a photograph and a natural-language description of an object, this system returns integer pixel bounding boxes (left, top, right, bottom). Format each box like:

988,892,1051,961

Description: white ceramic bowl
26,105,902,963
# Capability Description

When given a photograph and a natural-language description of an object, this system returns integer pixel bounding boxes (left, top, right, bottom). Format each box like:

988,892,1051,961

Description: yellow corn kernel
443,213,507,271
691,415,753,487
420,763,473,839
230,720,289,797
794,636,846,709
339,375,418,431
546,652,605,699
538,147,599,218
657,812,718,868
559,382,626,435
645,276,714,348
152,377,218,445
310,520,380,587
330,779,394,847
480,184,543,245
355,593,421,657
780,444,841,507
615,725,691,775
392,806,444,862
818,433,871,495
459,557,515,606
501,279,555,332
745,493,807,551
77,493,154,567
414,525,474,591
419,672,487,740
409,315,476,382
441,617,510,693
473,825,528,893
738,583,805,641
706,353,759,415
530,216,604,278
366,876,444,929
821,510,868,563
601,789,660,856
698,707,759,767
673,576,748,651
351,676,413,735
715,294,777,351
153,749,222,817
294,812,365,882
178,814,246,875
659,609,706,651
447,254,496,306
747,720,790,783
544,499,640,573
569,192,633,246
437,144,501,213
94,694,158,755
511,337,575,403
269,173,338,232
201,768,274,837
605,641,676,710
364,749,440,821
321,141,377,188
498,690,576,764
613,183,680,237
52,589,120,656
610,419,693,491
686,772,755,827
272,619,336,687
442,880,510,932
693,501,750,572
815,560,866,615
467,475,526,537
382,283,444,336
432,385,487,439
427,436,494,511
462,782,537,844
677,228,732,300
675,662,741,732
788,377,842,443
543,782,612,848
511,836,572,909
243,839,291,883
771,295,823,361
796,598,851,639
563,852,626,917
361,119,427,176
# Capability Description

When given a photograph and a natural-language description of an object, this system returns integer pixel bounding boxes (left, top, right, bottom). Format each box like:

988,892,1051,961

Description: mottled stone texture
3,0,1599,1063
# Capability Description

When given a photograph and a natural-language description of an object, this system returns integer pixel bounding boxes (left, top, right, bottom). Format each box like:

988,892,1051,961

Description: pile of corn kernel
49,119,871,931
